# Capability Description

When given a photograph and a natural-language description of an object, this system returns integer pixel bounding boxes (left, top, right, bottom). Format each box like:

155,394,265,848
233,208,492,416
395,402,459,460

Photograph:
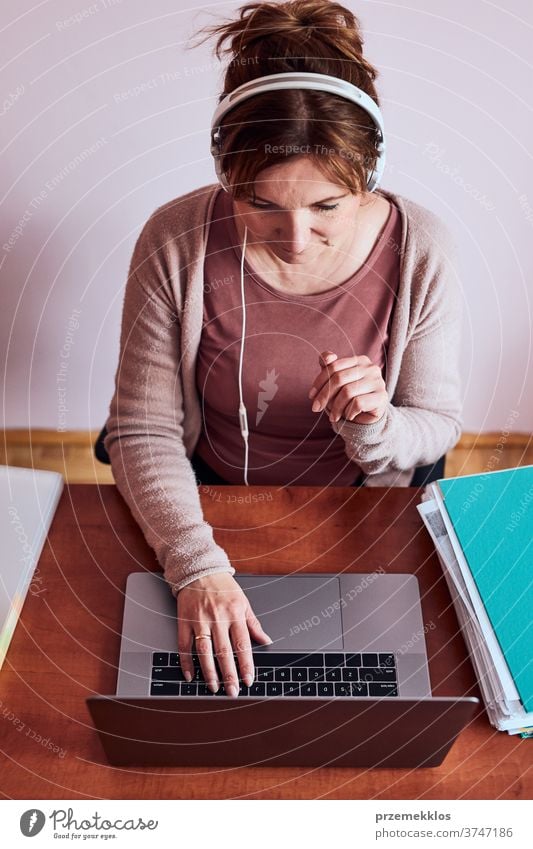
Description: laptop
87,571,479,767
0,465,63,670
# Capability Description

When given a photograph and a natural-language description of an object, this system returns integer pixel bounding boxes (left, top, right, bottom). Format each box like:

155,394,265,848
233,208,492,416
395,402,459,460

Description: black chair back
410,455,446,486
95,425,111,465
95,424,445,485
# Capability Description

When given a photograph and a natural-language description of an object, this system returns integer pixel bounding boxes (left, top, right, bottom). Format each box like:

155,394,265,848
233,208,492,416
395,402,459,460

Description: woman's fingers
193,633,221,693
309,354,374,403
212,602,271,693
176,620,197,683
228,622,257,689
176,575,273,697
309,351,337,399
211,625,242,697
177,614,220,693
328,379,385,422
311,365,382,415
344,389,388,422
319,350,337,368
307,349,387,424
245,603,274,646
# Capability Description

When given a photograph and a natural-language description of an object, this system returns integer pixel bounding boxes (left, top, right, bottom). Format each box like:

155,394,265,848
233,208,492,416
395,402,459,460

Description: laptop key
324,653,345,667
180,682,198,696
150,681,179,695
317,682,334,697
360,668,397,683
283,682,301,696
325,668,342,681
334,683,352,697
309,667,324,681
274,668,291,681
345,653,362,667
249,682,266,697
252,652,324,667
342,667,359,682
237,682,250,696
152,667,183,681
196,682,211,696
301,682,317,697
362,653,379,667
350,682,369,696
379,653,396,667
291,668,308,682
257,667,273,681
369,683,398,697
266,682,283,696
152,653,169,667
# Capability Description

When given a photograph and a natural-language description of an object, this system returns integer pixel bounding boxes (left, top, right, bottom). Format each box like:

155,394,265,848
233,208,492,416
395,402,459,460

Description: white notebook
0,465,64,669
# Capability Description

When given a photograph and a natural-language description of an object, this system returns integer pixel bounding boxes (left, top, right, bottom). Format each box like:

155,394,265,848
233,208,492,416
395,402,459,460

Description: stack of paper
417,464,533,737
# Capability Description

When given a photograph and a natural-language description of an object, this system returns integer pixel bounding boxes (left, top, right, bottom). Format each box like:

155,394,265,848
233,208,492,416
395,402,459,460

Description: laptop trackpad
235,574,344,652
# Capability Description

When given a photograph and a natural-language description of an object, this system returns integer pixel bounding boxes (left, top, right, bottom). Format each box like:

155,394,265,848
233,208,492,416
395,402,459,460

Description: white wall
1,0,532,433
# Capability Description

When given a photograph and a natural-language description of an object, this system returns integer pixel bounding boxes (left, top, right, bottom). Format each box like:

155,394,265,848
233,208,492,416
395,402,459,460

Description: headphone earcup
211,132,230,192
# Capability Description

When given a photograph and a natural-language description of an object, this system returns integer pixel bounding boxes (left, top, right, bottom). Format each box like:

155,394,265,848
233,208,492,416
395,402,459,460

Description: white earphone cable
238,225,250,486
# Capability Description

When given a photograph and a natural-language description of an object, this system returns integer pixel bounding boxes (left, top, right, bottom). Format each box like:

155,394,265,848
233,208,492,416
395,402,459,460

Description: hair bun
189,0,380,114
191,1,372,75
190,0,382,199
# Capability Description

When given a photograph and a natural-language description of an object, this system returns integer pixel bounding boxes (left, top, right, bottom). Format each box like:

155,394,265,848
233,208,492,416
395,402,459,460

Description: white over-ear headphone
210,71,386,194
209,71,387,485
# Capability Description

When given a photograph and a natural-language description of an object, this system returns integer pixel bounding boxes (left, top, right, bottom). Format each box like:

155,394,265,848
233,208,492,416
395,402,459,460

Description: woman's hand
308,350,389,425
176,572,273,697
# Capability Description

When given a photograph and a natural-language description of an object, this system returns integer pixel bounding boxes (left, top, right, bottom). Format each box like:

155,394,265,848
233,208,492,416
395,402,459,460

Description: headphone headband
210,71,386,193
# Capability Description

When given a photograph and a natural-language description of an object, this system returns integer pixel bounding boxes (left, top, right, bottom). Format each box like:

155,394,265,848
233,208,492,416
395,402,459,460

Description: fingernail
209,679,219,693
312,399,321,412
244,674,254,687
265,636,273,644
308,387,318,399
184,670,192,683
228,684,239,698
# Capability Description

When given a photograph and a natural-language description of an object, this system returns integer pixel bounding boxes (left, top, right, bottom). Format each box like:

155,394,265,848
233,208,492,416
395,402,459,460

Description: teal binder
438,465,533,712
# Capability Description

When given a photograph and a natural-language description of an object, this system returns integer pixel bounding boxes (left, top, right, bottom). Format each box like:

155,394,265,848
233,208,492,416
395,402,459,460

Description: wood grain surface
0,484,529,800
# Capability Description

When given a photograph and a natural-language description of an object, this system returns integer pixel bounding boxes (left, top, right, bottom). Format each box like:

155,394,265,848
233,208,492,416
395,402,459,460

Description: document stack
417,464,533,738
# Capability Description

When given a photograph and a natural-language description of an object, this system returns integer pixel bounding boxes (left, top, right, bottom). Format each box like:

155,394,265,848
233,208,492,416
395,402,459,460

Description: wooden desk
0,485,529,800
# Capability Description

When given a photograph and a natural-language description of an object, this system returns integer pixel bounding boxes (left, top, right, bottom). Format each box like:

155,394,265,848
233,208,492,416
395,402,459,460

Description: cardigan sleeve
330,219,463,476
104,215,236,596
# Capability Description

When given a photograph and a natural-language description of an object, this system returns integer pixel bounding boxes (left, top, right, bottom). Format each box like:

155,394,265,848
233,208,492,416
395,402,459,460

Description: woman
104,0,462,698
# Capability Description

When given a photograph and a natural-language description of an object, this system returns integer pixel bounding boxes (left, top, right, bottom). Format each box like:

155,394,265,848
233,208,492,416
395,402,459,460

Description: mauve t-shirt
195,188,401,485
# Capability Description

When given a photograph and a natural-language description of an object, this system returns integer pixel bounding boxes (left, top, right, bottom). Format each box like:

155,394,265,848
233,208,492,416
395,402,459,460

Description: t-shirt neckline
218,187,396,302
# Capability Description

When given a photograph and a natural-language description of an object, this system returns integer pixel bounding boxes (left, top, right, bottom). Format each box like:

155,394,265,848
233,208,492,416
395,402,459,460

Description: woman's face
231,156,364,264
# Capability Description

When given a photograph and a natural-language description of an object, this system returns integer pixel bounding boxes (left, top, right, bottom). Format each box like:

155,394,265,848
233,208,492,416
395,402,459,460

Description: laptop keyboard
150,651,398,697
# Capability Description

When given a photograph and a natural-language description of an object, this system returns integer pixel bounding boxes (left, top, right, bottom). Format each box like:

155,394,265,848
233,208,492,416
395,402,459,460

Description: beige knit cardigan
104,183,463,594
